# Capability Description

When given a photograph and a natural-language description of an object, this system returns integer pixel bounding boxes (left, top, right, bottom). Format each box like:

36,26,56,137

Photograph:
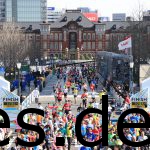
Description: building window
50,42,54,49
105,41,109,49
98,42,102,49
83,33,86,40
83,42,86,50
54,42,58,50
59,33,62,40
59,42,62,50
43,35,47,40
92,42,95,49
92,33,95,40
98,34,102,40
87,42,91,50
43,42,47,49
87,33,91,40
50,33,53,40
36,35,40,40
55,33,58,40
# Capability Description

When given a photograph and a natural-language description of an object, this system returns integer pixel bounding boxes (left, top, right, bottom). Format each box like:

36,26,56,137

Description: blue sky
47,0,150,19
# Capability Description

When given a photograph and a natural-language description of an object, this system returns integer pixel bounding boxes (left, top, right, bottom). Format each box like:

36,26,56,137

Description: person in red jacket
124,94,131,108
63,100,71,115
57,89,63,105
81,89,88,108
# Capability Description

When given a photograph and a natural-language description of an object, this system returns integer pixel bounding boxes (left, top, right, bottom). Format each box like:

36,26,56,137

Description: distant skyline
47,0,150,20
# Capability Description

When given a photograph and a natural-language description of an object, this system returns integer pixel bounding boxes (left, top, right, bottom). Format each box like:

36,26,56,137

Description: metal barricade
21,90,35,110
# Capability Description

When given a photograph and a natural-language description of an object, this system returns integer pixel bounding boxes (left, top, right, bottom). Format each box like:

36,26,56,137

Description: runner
74,87,78,104
81,89,88,109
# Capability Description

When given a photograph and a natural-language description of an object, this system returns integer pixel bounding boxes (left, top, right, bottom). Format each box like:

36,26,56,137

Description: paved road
6,67,103,150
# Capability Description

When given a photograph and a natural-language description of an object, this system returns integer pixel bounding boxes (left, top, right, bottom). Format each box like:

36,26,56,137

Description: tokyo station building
39,10,109,60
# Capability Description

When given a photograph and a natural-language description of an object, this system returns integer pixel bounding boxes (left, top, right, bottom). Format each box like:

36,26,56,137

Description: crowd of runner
6,64,150,150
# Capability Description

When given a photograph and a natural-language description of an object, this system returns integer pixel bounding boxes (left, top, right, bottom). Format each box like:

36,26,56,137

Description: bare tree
0,23,30,74
127,1,149,85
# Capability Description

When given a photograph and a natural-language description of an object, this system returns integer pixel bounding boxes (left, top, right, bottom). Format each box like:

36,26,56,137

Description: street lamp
41,58,43,66
130,61,134,94
35,58,38,72
17,62,21,96
44,56,47,65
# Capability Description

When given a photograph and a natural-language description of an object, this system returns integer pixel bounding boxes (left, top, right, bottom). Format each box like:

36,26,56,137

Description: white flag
118,36,132,50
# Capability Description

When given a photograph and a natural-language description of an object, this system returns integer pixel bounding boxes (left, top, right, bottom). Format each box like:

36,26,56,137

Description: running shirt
57,92,63,100
81,93,88,100
64,88,68,94
63,103,71,110
37,115,42,124
74,89,78,95
66,126,72,137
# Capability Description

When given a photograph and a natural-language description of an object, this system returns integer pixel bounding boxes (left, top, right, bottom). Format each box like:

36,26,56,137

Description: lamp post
35,58,38,72
130,61,134,94
41,58,43,71
27,60,30,72
45,56,47,65
17,62,21,96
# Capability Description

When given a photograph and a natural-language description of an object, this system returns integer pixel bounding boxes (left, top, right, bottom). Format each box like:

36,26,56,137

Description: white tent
0,76,10,92
142,77,150,90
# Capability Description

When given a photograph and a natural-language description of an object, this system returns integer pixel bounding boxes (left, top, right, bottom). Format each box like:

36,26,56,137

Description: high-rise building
99,17,110,22
77,7,97,13
6,0,47,22
0,0,5,21
47,7,64,23
112,13,126,21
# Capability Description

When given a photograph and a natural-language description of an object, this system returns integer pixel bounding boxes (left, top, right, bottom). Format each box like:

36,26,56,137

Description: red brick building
40,10,108,60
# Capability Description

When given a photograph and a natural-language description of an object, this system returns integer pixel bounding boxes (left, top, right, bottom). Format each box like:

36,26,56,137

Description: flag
118,36,132,50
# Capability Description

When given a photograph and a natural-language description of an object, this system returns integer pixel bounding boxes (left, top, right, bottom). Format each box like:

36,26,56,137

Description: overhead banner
0,87,20,123
130,88,149,108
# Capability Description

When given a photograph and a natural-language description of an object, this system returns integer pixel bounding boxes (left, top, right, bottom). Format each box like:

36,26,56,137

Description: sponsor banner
83,13,98,22
47,7,55,11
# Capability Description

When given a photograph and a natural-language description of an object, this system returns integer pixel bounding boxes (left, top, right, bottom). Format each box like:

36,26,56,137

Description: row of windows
41,34,111,41
50,33,63,40
43,42,62,50
42,41,108,50
83,33,95,40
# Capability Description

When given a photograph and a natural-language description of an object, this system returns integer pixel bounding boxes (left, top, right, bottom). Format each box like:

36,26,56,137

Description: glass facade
0,0,5,21
6,0,12,21
6,0,47,22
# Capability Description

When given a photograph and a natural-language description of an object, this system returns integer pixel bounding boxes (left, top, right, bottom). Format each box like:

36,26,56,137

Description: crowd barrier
21,90,35,110
21,74,52,110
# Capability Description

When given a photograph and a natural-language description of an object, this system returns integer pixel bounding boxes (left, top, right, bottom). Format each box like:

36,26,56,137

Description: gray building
112,13,126,21
143,10,150,21
6,0,47,22
77,7,97,13
0,0,5,21
99,17,110,22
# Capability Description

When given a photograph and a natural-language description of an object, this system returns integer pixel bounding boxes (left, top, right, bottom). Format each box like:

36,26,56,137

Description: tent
0,76,10,91
0,87,20,125
142,77,150,91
